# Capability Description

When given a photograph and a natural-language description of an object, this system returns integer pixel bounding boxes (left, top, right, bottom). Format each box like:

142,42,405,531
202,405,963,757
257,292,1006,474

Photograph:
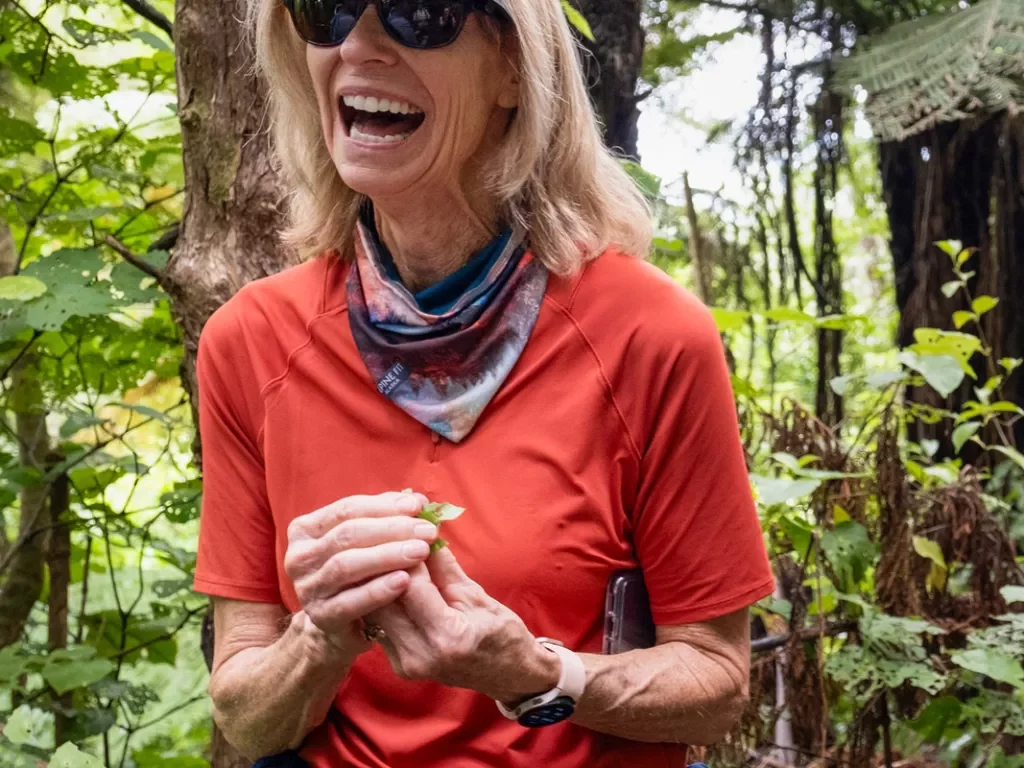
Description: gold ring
361,622,386,643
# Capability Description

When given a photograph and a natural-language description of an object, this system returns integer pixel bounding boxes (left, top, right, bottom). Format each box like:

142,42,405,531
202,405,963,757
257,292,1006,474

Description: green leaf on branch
750,475,821,505
952,422,981,453
953,311,975,330
3,705,53,747
710,308,749,332
992,446,1024,472
951,648,1024,688
830,375,855,395
0,276,47,301
1001,586,1024,605
935,239,964,259
42,657,115,694
941,281,962,299
900,351,965,397
865,370,905,390
560,1,595,40
912,536,948,593
910,329,983,374
972,296,999,316
910,696,964,743
48,743,105,768
765,307,817,325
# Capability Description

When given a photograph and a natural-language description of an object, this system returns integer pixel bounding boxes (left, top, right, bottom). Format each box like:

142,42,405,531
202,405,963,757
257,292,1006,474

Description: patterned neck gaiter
346,210,548,443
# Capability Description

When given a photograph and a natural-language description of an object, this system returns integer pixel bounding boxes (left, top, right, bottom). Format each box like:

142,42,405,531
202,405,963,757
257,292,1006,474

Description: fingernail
413,522,438,539
402,540,429,558
387,572,406,589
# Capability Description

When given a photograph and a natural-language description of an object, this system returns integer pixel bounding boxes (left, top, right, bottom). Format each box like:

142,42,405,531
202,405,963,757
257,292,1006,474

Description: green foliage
838,0,1024,140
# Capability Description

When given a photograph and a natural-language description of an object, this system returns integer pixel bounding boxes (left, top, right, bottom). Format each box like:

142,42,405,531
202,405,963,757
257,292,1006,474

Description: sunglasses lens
382,0,466,48
289,0,361,45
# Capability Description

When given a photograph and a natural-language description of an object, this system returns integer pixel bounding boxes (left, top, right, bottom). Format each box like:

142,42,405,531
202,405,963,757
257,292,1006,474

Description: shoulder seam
254,257,348,445
542,296,643,462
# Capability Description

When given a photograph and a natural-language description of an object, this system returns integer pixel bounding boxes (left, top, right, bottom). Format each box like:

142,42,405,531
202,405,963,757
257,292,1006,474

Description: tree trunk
0,359,51,648
572,0,645,159
45,456,72,745
170,1,296,766
880,115,1023,454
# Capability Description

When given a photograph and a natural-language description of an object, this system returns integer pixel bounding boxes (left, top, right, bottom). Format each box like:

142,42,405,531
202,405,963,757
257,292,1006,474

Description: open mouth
340,95,427,145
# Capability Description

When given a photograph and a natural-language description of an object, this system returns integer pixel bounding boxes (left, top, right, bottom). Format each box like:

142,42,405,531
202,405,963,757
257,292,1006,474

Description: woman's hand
368,548,561,705
283,491,439,662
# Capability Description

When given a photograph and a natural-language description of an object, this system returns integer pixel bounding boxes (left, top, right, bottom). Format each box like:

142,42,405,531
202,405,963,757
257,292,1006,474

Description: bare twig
120,0,174,40
103,234,166,283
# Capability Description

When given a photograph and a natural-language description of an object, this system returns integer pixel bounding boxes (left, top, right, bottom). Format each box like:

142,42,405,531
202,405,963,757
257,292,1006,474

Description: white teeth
350,125,414,144
342,95,423,115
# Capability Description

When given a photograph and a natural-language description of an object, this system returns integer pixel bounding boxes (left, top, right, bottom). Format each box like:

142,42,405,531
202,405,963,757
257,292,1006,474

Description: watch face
519,696,575,728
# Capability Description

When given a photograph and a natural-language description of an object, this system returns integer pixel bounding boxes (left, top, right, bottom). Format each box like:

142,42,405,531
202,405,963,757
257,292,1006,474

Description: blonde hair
247,0,652,275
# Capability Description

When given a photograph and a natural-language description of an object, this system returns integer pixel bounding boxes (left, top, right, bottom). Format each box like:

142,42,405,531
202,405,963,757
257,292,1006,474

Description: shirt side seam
542,296,643,462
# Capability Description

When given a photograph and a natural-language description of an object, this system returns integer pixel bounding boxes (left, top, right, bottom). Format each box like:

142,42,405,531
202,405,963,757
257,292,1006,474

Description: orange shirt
193,248,774,768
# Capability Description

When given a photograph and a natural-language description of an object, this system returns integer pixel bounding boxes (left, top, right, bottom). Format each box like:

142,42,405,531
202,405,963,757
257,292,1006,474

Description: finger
287,515,438,577
305,539,433,600
290,492,423,541
399,562,452,631
374,603,419,639
427,548,487,606
306,570,411,629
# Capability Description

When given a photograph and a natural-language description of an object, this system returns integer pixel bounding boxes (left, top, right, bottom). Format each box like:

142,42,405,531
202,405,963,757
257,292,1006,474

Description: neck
372,188,500,294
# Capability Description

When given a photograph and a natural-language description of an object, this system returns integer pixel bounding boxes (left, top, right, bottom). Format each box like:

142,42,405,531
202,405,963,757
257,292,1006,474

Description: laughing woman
192,0,774,766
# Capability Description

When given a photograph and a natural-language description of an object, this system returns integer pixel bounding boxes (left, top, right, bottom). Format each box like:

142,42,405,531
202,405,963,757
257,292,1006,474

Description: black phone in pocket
603,569,656,654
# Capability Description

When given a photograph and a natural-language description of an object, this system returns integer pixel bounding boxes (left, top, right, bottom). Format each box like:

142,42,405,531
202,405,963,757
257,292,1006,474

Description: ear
495,31,521,110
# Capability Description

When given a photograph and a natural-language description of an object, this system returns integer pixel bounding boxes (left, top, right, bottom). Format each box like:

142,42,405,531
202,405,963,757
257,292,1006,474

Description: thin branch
120,0,174,41
103,235,165,283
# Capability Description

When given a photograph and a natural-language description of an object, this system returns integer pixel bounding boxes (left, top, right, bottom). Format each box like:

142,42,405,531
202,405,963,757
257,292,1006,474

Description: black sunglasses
283,0,511,50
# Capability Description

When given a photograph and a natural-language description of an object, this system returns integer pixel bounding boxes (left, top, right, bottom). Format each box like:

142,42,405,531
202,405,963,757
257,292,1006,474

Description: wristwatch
496,638,586,727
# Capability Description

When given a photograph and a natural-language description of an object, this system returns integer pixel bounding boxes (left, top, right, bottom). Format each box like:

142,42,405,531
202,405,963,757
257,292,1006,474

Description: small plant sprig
402,489,465,552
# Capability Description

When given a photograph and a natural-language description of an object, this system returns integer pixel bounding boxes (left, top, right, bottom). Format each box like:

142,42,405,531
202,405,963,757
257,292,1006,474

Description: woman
193,0,774,766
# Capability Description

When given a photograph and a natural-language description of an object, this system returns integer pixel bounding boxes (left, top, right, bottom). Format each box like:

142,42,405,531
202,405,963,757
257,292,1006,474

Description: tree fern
837,0,1024,141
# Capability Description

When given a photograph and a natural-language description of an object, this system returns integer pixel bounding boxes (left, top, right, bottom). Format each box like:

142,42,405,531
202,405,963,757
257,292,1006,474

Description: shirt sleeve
632,301,774,626
192,299,283,604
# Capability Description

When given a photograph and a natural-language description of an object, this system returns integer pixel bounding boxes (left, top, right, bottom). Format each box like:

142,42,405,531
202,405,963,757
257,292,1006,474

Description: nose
336,3,399,66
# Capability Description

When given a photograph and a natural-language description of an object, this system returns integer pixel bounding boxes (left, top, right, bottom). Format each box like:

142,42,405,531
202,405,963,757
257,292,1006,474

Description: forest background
0,1,1023,767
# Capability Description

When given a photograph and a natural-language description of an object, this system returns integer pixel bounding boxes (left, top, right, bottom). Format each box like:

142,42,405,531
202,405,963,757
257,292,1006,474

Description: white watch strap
540,641,586,702
496,639,586,720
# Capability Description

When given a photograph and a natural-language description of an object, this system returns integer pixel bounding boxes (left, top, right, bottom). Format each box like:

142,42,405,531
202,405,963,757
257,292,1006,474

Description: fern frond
837,0,1024,142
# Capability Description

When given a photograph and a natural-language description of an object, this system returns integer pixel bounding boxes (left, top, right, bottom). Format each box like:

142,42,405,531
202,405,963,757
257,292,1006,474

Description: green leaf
972,295,999,316
941,281,962,298
900,350,965,397
0,276,47,301
710,308,749,332
936,239,964,258
830,375,855,396
1001,586,1024,605
910,329,983,374
952,422,982,453
42,658,115,694
560,1,595,41
992,446,1024,472
778,516,813,556
953,310,975,330
48,743,105,768
910,696,963,743
750,475,821,505
865,370,905,389
765,307,817,325
3,705,53,747
951,648,1024,687
912,536,948,593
